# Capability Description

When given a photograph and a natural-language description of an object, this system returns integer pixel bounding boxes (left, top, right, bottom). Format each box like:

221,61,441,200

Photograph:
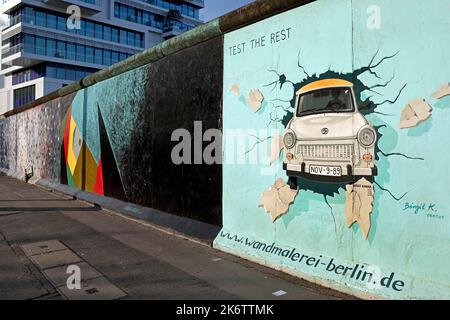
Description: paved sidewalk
0,175,353,300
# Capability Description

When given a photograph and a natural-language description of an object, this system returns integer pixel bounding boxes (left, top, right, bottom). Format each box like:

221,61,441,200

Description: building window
67,43,76,60
12,64,45,85
57,41,66,59
119,4,127,19
45,63,97,81
24,7,35,24
76,44,85,62
6,6,144,48
47,13,56,29
86,21,95,38
95,23,103,39
104,26,111,42
111,28,119,42
56,66,66,79
127,6,136,22
127,31,134,46
143,0,200,18
95,48,103,65
119,29,127,45
36,11,46,27
114,2,195,34
103,49,111,65
47,38,56,57
12,33,134,67
47,64,56,78
24,34,35,53
143,11,150,26
66,68,77,81
77,20,86,36
57,16,66,31
86,46,94,64
13,85,35,108
36,36,46,55
114,3,120,18
111,51,119,64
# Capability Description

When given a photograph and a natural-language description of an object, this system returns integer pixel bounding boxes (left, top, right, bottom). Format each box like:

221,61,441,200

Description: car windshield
297,87,354,116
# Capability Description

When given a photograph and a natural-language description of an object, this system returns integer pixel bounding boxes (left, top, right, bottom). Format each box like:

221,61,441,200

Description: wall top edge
1,0,315,118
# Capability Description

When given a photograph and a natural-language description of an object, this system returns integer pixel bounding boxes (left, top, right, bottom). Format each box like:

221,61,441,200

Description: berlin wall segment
214,0,450,299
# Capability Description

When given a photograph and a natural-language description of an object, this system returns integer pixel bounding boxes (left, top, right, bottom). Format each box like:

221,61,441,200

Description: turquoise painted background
215,0,450,299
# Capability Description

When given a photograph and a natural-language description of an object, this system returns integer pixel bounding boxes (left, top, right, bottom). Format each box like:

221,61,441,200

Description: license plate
309,165,342,177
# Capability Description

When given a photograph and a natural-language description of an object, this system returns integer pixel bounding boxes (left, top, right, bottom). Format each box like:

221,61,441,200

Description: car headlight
358,127,376,147
283,131,296,149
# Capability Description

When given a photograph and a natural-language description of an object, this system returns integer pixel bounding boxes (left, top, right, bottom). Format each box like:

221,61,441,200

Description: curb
34,178,221,246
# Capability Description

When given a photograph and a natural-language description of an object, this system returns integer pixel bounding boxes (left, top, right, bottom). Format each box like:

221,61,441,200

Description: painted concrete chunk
30,249,82,270
248,89,264,112
57,277,127,300
345,178,375,239
21,240,67,257
229,83,240,96
431,83,450,99
399,99,433,129
259,179,298,222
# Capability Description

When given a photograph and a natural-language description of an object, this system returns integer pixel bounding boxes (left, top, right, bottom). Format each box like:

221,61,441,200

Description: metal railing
2,14,22,30
162,24,184,34
1,44,68,60
1,42,129,67
1,43,24,58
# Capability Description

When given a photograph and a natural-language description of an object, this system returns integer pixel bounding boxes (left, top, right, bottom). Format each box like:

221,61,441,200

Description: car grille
297,144,354,159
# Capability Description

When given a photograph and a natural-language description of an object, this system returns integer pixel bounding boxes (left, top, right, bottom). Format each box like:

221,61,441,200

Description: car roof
296,79,354,95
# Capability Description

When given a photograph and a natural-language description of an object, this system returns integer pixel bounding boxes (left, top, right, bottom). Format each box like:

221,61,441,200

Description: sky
201,0,256,22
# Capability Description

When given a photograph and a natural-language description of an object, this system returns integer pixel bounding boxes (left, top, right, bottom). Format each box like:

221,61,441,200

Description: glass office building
0,0,204,112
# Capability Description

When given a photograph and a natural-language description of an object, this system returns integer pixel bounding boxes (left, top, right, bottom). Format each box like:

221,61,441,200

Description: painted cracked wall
0,95,73,182
215,0,450,299
0,36,223,225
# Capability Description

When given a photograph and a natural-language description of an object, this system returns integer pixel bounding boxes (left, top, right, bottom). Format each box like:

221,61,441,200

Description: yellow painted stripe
67,117,78,175
297,79,353,95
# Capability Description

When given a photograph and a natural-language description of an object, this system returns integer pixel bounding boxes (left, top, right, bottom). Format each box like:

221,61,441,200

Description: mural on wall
0,96,73,182
261,51,447,238
0,35,224,226
216,0,450,299
259,52,431,238
60,103,126,198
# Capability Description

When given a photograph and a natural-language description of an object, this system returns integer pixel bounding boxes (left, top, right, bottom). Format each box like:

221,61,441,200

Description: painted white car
283,79,377,189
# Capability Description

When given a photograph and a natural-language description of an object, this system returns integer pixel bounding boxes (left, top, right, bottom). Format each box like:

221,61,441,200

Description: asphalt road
0,175,353,300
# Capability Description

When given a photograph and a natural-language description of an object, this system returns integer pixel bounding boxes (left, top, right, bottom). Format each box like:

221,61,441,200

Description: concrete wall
214,0,450,299
0,0,448,299
0,34,223,225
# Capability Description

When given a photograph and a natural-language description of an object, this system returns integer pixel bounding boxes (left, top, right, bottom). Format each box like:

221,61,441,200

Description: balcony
2,43,23,59
1,0,20,14
41,0,103,16
2,12,22,32
162,24,188,39
0,44,41,75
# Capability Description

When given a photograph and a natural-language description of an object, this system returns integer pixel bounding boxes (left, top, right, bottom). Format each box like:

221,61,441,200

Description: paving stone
30,249,82,270
43,262,102,287
21,240,67,257
57,277,127,300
